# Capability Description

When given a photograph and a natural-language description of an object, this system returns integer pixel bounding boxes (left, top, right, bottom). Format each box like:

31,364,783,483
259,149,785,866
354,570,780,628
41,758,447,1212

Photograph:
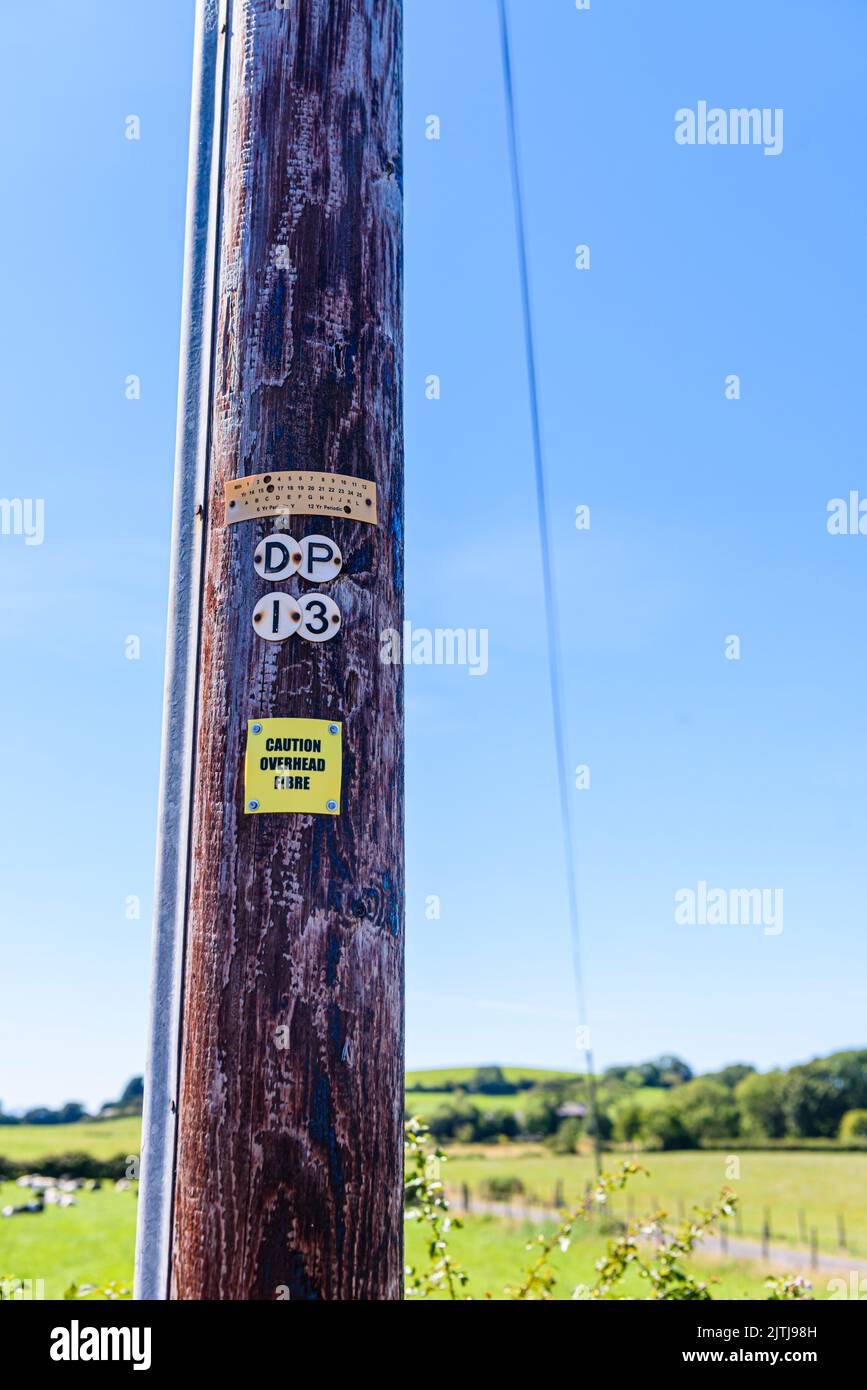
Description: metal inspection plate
225,471,377,525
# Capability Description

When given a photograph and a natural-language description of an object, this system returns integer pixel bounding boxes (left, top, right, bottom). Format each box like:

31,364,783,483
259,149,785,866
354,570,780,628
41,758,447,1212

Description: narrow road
448,1191,867,1280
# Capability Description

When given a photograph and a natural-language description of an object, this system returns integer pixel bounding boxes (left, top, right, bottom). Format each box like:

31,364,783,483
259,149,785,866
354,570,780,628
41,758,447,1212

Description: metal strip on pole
134,0,229,1300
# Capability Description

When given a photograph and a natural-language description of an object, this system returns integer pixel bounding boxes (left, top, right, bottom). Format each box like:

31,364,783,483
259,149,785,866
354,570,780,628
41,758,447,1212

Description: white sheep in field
1,1200,44,1217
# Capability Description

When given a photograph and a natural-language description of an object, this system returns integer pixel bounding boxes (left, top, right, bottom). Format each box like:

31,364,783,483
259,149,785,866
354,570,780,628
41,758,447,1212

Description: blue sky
0,0,865,1111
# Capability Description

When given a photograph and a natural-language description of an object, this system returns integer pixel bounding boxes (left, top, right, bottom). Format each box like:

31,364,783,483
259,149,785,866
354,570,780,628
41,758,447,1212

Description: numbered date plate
225,471,377,525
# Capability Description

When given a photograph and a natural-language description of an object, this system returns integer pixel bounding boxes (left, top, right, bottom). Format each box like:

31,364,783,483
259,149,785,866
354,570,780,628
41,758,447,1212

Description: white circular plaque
297,592,342,642
251,592,303,642
297,534,342,583
253,533,301,581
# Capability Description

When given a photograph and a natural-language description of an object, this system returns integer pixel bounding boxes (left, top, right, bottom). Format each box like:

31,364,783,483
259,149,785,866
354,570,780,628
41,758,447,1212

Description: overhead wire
496,0,602,1174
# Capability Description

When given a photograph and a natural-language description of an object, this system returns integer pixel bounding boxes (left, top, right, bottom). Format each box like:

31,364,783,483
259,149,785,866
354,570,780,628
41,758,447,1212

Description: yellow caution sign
244,718,342,815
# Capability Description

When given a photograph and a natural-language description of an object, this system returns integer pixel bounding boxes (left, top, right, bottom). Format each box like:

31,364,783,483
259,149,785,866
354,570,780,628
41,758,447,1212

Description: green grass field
405,1087,532,1115
1,1082,863,1299
405,1066,575,1089
1,1179,801,1303
404,1211,819,1301
0,1181,137,1300
440,1147,867,1256
0,1117,141,1166
405,1083,663,1121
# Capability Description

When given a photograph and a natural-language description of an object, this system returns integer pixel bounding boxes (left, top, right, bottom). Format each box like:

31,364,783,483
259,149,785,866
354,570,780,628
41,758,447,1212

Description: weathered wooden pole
139,0,403,1302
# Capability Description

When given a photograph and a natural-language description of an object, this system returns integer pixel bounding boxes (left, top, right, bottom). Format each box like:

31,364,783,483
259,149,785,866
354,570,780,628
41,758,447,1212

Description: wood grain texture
171,0,403,1300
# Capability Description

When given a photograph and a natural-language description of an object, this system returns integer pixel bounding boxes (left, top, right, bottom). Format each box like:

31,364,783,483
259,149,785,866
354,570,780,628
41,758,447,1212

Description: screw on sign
253,534,303,581
253,532,342,583
297,534,342,582
243,717,343,816
297,592,341,641
251,592,302,641
250,591,341,643
224,469,378,525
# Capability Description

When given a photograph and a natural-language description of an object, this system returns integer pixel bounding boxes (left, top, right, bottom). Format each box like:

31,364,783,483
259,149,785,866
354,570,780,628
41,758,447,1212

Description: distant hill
406,1065,575,1091
5,1050,867,1154
402,1052,867,1150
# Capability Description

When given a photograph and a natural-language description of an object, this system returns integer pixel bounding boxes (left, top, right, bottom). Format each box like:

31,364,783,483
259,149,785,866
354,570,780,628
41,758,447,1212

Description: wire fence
448,1182,867,1268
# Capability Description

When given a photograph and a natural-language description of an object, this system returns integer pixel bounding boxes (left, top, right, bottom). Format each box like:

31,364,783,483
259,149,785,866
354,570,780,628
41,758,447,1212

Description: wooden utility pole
136,0,403,1302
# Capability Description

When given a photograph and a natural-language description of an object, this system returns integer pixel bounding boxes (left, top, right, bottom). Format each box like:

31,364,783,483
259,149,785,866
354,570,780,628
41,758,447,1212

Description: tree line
0,1077,143,1127
408,1050,867,1150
